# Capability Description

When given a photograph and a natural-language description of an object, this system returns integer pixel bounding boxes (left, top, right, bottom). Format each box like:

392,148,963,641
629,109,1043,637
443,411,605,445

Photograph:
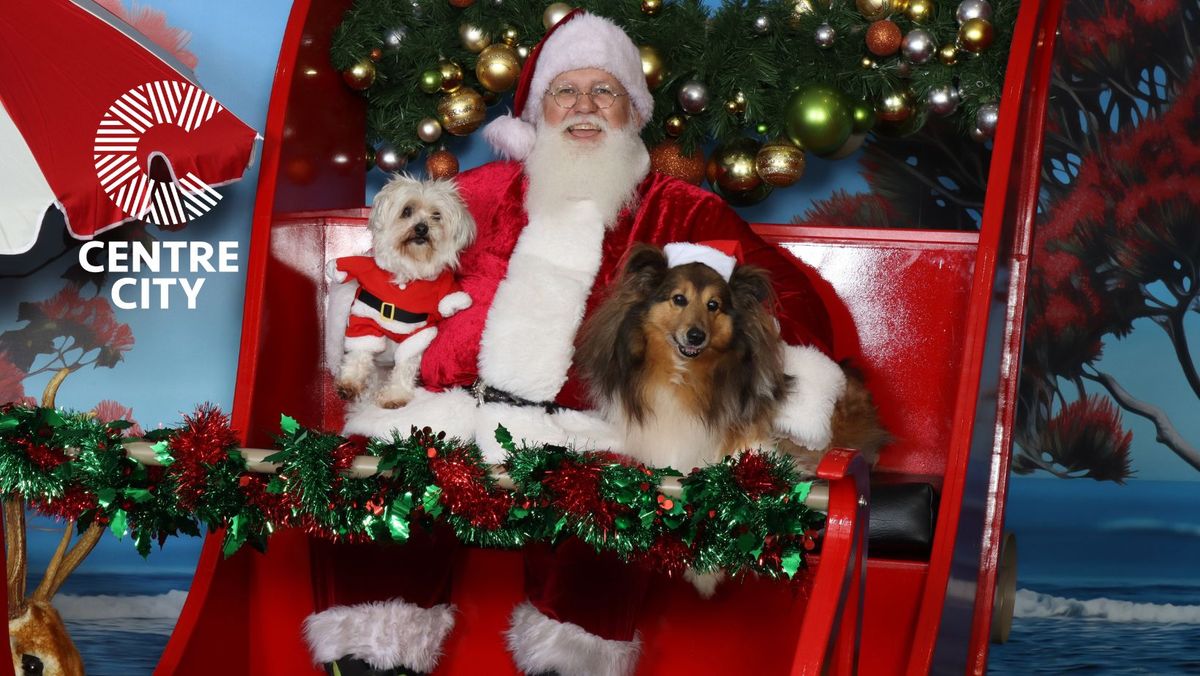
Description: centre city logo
93,80,225,227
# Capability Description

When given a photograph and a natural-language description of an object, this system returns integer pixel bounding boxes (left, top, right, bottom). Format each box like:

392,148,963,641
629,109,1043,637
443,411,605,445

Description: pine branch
1082,367,1200,472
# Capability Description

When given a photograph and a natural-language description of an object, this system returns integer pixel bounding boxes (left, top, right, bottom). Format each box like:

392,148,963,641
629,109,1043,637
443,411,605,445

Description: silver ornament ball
815,23,836,48
956,0,993,24
417,117,443,143
677,80,710,115
927,85,961,116
375,143,407,172
901,29,935,64
753,15,771,35
976,102,1000,137
384,27,408,50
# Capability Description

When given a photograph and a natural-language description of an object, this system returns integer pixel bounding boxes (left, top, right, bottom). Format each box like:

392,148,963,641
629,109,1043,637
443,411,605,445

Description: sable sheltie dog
577,244,887,473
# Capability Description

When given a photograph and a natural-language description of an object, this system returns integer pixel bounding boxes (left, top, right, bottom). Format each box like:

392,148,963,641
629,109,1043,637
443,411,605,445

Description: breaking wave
1015,588,1200,624
55,590,187,635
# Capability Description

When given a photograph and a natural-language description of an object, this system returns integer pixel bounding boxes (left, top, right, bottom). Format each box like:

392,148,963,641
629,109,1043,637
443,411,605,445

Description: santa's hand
325,260,348,284
438,291,473,317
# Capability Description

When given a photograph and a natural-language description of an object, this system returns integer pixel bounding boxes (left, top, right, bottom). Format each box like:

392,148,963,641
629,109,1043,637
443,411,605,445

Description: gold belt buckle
379,302,396,321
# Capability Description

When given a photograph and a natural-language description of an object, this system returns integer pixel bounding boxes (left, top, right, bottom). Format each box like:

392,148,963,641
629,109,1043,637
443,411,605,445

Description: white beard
523,117,650,228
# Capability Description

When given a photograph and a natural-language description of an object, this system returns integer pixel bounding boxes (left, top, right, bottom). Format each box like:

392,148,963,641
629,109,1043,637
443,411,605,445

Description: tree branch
1083,367,1200,472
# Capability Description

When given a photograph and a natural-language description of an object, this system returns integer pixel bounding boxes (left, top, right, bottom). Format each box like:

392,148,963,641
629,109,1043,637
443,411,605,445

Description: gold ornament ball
755,141,806,188
516,44,532,61
437,88,486,136
856,0,891,21
639,45,666,90
543,2,573,29
790,0,829,23
861,56,877,69
364,144,377,171
426,149,460,180
866,20,902,56
417,117,443,143
642,0,663,15
650,141,706,185
958,17,994,53
876,90,913,122
420,69,443,93
907,0,932,22
725,91,747,116
706,137,763,193
439,62,464,92
476,43,521,92
459,23,492,53
500,25,520,45
342,59,376,90
939,43,959,64
664,114,687,137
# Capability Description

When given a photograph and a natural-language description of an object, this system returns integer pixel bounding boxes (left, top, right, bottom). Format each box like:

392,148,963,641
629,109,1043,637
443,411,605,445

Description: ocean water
28,479,1200,674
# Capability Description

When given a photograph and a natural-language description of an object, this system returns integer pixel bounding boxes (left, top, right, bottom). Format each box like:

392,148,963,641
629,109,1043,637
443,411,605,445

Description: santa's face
541,68,634,144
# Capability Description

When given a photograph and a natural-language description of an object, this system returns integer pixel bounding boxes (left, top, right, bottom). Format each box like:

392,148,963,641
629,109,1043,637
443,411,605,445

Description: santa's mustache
551,115,610,134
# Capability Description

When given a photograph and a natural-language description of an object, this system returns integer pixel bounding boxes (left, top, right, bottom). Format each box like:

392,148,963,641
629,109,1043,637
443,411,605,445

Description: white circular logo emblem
93,80,224,227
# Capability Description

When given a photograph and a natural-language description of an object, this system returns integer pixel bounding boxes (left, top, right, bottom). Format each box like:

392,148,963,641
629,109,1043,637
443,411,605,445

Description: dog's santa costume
334,256,464,345
308,11,848,676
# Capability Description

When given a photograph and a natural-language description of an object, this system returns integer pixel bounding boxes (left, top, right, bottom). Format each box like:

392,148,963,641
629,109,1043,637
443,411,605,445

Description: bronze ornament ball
755,141,806,188
866,20,902,56
639,45,666,91
876,89,914,122
664,114,687,137
712,180,773,207
649,141,706,185
437,88,486,136
426,149,460,179
449,0,475,7
939,43,960,64
855,0,891,21
706,137,764,193
500,25,520,45
906,0,932,22
476,43,521,92
342,59,376,90
642,0,663,15
785,85,853,156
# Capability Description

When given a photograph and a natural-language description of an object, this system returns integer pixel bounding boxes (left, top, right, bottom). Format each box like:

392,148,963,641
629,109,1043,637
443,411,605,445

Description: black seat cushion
867,482,938,559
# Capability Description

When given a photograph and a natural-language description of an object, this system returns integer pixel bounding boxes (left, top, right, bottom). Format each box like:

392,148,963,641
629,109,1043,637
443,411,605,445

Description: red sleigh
134,0,1068,673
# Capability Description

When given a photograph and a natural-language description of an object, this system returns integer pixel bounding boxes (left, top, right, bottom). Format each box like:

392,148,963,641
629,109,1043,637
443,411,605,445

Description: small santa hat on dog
482,10,654,161
663,241,743,281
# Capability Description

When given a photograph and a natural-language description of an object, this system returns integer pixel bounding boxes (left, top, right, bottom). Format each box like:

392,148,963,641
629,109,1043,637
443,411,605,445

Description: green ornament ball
784,85,853,157
419,69,443,94
756,122,770,134
851,100,877,134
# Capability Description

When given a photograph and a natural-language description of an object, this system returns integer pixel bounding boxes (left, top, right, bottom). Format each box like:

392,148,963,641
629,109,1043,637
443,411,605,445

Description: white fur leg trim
483,114,537,161
506,602,641,676
303,599,456,671
325,280,360,375
475,402,619,463
773,344,847,450
343,387,477,441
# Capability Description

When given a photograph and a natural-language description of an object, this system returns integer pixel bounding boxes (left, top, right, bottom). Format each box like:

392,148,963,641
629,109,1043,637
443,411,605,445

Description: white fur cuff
483,114,538,160
773,344,847,450
303,598,456,672
506,602,641,676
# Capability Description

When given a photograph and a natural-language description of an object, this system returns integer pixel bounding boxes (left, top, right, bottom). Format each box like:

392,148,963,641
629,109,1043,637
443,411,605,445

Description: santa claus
306,10,848,676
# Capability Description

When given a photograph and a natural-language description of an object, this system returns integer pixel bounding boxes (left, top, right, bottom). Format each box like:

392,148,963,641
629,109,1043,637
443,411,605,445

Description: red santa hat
482,10,654,161
663,241,743,281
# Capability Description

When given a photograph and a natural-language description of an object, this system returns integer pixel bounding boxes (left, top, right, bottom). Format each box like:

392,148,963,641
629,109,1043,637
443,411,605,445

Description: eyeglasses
546,84,625,110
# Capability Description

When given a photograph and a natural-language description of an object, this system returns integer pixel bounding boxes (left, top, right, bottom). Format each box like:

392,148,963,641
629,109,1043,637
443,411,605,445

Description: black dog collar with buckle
355,288,429,323
471,380,563,414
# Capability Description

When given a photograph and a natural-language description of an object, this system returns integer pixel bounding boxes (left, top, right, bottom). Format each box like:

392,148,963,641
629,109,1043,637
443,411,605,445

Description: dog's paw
376,383,415,409
335,377,367,400
438,291,472,317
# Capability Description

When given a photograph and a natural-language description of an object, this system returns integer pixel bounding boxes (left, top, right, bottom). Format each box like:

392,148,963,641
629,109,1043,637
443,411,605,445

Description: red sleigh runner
129,0,1069,673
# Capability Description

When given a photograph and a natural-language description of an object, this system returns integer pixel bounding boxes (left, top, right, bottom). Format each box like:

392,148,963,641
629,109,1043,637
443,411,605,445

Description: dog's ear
729,264,775,309
621,244,668,295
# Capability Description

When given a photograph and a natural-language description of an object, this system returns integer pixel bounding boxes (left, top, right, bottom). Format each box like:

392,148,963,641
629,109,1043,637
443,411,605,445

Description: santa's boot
306,531,457,675
506,540,650,676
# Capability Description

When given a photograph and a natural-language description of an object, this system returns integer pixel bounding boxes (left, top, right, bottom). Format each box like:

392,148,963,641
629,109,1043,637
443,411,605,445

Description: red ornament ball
369,47,383,62
649,140,705,185
449,0,475,6
866,20,903,56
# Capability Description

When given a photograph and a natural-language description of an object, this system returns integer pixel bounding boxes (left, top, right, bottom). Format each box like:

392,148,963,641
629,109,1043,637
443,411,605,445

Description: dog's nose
686,327,706,346
413,222,429,237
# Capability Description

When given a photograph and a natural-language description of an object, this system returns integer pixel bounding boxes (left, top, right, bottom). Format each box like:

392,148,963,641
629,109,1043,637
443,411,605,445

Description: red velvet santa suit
336,258,461,343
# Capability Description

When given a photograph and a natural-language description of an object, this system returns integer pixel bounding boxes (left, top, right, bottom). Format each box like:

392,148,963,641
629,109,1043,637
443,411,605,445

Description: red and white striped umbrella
0,0,260,255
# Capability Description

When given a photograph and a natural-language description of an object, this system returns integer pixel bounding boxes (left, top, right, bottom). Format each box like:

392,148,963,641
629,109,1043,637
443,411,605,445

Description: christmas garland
0,403,824,578
331,0,1016,177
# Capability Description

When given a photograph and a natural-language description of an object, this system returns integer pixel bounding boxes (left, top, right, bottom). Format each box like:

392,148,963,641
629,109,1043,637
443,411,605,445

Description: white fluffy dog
326,174,476,408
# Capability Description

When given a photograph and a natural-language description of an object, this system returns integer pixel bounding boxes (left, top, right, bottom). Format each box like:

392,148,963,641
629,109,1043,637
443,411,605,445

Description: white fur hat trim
664,242,738,281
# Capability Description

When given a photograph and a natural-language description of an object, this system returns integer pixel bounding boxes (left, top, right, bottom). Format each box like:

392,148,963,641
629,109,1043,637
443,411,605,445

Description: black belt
471,380,564,414
355,288,429,323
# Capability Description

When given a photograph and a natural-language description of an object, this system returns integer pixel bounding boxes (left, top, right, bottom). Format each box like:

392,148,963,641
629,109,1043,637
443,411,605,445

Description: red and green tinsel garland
0,403,823,578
